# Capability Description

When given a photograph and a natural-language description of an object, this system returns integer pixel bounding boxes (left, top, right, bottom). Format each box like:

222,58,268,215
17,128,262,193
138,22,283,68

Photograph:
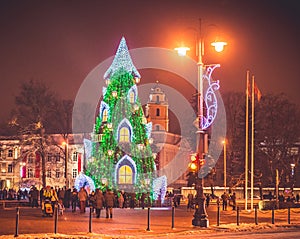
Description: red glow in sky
0,0,299,121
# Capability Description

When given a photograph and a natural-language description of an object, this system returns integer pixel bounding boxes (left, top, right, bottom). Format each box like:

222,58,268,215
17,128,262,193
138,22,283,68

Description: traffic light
189,153,205,172
189,153,198,172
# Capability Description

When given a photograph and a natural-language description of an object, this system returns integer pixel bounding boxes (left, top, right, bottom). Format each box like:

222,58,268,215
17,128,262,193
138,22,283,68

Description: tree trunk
41,152,46,188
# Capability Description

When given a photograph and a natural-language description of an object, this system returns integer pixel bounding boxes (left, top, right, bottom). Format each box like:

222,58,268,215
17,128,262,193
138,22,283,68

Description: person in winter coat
230,192,237,210
50,187,59,212
105,189,115,218
78,187,88,213
71,188,78,212
221,192,228,211
118,191,124,208
89,191,96,213
94,189,105,218
30,187,39,208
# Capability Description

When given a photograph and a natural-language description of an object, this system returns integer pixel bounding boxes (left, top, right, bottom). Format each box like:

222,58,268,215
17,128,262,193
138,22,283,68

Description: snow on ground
1,223,300,239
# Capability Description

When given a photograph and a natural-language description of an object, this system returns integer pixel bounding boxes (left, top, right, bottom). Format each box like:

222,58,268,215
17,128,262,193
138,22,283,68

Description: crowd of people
0,188,28,200
2,186,300,216
0,186,155,218
185,192,235,211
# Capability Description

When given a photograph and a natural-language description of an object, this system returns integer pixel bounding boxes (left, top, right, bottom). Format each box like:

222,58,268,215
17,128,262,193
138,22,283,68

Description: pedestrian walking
230,192,236,210
78,187,88,213
129,193,135,209
71,188,78,212
58,187,65,202
118,191,124,208
94,189,105,218
64,188,71,208
187,193,194,211
89,191,96,213
29,186,39,208
221,192,228,211
105,189,115,218
50,187,58,212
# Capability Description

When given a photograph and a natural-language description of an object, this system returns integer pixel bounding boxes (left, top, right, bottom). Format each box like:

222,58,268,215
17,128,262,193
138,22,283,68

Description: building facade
0,135,84,190
146,83,190,189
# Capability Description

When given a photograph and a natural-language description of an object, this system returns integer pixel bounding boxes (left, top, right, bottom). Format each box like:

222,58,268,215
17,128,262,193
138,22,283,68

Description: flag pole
250,75,255,210
245,71,249,210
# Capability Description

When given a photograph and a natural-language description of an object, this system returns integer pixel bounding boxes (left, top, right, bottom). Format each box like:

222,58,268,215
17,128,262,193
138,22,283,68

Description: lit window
118,165,133,184
1,163,6,172
13,147,18,159
119,127,130,142
8,164,12,173
8,149,13,158
56,169,60,178
46,169,51,178
28,168,34,178
55,153,60,162
129,91,135,103
28,154,34,164
47,153,52,162
103,109,108,122
73,152,78,162
72,169,78,179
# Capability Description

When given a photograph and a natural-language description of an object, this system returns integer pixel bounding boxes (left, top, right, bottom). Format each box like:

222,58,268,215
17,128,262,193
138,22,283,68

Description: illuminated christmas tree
86,37,155,194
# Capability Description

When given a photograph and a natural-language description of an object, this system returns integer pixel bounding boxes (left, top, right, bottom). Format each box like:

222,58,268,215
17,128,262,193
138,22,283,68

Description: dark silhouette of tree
256,93,300,187
220,92,300,189
222,92,245,187
10,79,74,188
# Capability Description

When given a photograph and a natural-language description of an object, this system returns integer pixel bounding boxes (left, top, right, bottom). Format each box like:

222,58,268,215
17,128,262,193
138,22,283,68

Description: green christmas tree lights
86,37,155,195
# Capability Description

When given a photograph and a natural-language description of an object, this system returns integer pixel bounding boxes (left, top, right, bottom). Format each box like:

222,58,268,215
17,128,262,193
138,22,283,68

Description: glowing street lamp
175,18,227,228
211,41,227,52
174,46,190,56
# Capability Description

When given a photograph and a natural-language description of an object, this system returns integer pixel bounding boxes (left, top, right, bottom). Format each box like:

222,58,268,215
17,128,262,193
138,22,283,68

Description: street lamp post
175,18,227,228
291,163,295,189
62,140,69,188
222,139,227,192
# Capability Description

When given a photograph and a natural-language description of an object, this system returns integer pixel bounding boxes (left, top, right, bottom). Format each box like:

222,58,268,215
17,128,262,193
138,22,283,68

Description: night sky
0,0,299,122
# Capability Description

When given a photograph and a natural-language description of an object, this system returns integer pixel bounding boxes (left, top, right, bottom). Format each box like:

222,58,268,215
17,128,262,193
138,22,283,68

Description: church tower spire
146,81,169,132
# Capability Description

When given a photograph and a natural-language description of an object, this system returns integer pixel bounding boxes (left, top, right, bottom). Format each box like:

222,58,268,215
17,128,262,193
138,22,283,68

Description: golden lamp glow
135,77,140,84
107,149,113,156
174,47,190,56
211,41,227,52
62,141,68,146
190,154,197,161
189,162,197,171
112,91,117,97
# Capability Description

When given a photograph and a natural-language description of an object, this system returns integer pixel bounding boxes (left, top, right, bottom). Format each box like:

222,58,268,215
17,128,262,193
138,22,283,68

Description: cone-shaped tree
86,37,155,194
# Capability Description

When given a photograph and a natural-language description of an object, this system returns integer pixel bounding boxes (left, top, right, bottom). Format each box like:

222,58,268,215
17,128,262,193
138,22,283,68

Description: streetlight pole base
192,217,209,227
192,184,209,227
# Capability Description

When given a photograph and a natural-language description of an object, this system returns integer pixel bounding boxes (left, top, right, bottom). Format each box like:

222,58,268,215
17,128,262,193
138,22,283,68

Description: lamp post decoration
175,18,227,228
200,64,220,130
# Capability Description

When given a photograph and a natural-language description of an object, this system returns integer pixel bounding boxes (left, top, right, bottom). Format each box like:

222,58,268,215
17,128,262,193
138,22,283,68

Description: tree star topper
104,37,141,80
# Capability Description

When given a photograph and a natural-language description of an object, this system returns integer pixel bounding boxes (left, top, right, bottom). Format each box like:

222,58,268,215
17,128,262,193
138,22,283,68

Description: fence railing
9,205,300,237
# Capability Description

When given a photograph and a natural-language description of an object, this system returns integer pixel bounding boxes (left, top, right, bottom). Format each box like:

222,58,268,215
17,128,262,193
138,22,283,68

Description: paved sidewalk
0,204,300,238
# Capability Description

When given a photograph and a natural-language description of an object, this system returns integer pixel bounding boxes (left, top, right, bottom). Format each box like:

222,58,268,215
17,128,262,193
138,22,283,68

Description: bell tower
145,82,169,132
